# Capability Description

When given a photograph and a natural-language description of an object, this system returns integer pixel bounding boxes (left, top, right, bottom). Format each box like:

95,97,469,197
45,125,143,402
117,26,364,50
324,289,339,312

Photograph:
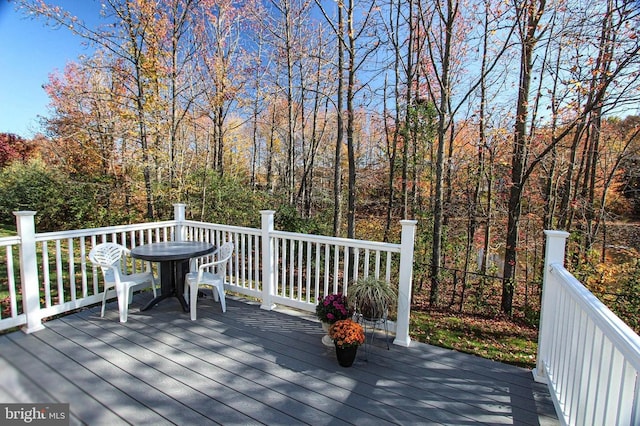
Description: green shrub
275,203,329,234
185,170,274,227
0,159,110,231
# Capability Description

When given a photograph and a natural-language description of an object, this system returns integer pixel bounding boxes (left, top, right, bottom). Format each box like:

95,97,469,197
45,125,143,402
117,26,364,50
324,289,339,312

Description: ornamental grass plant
329,319,365,348
347,276,396,320
315,293,351,324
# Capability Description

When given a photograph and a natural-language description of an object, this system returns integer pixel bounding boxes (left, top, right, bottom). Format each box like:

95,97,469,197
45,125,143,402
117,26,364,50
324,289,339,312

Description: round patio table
131,241,215,312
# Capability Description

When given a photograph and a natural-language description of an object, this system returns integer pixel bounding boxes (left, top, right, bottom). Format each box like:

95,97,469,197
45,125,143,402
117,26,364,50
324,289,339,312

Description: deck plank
2,332,148,425
0,294,558,425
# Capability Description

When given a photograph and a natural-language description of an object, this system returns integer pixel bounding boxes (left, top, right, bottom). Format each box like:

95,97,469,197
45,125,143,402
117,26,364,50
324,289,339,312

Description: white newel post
394,219,417,347
533,229,570,383
260,210,276,310
15,211,45,333
174,203,186,241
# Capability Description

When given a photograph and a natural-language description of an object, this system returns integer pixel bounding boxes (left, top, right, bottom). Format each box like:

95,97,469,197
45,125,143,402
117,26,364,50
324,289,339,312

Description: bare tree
416,0,516,305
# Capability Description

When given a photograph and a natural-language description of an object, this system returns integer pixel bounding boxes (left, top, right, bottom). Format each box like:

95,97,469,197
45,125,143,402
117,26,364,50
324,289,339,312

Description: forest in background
2,0,640,332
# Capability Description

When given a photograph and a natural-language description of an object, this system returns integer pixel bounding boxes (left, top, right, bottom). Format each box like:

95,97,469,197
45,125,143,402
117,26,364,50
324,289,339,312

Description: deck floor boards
0,293,558,425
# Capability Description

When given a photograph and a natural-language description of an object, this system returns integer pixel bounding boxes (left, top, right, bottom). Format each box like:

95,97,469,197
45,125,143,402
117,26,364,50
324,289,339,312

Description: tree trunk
346,0,356,239
502,0,545,316
429,0,454,306
333,2,344,236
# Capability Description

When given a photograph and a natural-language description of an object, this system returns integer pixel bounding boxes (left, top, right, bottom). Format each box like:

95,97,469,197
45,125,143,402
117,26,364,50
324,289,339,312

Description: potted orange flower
329,319,365,367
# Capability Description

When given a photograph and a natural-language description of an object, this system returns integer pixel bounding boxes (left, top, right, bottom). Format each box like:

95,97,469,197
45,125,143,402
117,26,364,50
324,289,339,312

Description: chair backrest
217,242,234,262
215,242,234,277
89,243,126,283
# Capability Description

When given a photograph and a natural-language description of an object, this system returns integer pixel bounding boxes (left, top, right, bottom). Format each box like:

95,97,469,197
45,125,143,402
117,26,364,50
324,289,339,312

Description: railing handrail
182,220,260,237
0,236,21,246
271,229,403,251
32,220,178,242
551,262,640,372
184,219,402,251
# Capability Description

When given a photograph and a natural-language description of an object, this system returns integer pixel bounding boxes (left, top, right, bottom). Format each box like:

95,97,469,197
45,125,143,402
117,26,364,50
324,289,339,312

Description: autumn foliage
6,0,640,332
0,133,37,167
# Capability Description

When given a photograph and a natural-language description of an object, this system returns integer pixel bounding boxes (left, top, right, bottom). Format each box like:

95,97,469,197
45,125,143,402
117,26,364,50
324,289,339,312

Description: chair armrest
198,258,228,272
190,246,222,272
93,263,123,285
189,255,214,272
93,261,119,272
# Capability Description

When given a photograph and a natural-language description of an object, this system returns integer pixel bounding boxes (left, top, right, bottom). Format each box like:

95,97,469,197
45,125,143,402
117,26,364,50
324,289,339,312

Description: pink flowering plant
315,293,351,324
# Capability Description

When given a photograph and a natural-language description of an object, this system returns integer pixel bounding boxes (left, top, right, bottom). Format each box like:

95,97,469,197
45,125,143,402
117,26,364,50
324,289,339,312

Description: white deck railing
535,230,640,426
0,205,417,346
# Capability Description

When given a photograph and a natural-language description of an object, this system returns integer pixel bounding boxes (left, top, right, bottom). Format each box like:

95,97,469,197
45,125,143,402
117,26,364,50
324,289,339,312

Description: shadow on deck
0,292,558,425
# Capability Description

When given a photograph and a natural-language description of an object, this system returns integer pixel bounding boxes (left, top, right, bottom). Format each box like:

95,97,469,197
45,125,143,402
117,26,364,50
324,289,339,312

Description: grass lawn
410,310,538,369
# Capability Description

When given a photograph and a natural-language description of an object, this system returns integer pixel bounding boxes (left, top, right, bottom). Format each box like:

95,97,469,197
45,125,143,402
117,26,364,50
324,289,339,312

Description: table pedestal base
141,259,190,312
142,293,189,312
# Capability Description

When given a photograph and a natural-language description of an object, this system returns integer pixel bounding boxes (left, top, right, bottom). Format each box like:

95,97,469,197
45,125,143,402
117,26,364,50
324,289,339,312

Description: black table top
130,241,215,262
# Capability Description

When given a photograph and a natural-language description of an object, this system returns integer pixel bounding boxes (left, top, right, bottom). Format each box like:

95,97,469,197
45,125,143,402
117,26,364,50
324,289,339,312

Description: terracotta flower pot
334,343,358,367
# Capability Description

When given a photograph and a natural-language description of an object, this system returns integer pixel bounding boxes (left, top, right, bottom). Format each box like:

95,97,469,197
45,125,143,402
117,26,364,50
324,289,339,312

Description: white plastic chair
184,242,234,320
89,243,157,323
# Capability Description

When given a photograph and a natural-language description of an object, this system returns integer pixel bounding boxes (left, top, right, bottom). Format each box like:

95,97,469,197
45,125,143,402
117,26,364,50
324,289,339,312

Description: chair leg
101,288,109,317
116,284,130,323
215,284,226,313
189,281,198,321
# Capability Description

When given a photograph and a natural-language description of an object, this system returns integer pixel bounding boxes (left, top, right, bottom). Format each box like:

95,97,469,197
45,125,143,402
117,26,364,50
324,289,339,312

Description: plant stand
356,314,390,360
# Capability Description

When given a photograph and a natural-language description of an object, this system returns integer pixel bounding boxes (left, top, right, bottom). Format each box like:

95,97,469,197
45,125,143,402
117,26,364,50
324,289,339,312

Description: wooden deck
0,293,558,425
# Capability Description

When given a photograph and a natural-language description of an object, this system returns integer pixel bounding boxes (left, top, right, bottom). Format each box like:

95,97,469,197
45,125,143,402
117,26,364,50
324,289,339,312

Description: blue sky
0,1,102,138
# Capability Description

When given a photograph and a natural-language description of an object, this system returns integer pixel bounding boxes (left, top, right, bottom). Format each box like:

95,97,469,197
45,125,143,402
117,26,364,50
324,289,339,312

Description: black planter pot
334,343,358,367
